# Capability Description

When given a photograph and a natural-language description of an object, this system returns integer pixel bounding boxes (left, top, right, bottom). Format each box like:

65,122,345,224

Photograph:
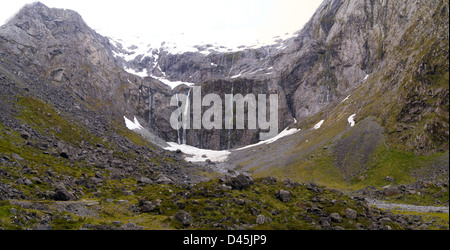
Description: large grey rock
139,201,156,213
156,175,174,185
174,210,192,226
276,190,291,203
53,184,74,201
330,213,343,223
225,174,254,190
345,208,358,220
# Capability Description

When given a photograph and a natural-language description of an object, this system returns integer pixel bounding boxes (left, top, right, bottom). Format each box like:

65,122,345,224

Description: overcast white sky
0,0,323,47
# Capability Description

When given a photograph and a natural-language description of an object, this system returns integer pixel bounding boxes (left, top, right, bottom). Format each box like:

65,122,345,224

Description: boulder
20,131,30,140
384,187,401,197
138,177,153,185
319,217,332,230
330,213,343,223
345,208,358,220
53,184,74,201
256,215,271,225
174,210,192,226
276,190,291,203
225,174,253,190
59,148,70,159
139,200,156,213
156,175,174,185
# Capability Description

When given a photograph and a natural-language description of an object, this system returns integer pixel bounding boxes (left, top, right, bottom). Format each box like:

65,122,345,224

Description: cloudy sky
0,0,323,47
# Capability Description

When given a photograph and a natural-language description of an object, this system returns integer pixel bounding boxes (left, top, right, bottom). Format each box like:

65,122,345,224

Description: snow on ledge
341,95,351,104
124,116,144,130
314,120,325,130
363,74,370,82
151,75,195,90
125,67,148,78
348,114,356,127
234,127,301,151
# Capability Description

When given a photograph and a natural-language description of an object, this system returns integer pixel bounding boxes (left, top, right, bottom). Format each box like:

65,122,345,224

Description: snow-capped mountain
105,31,296,89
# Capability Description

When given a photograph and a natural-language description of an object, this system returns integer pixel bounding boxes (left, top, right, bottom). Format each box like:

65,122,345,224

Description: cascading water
227,55,235,150
182,88,191,145
174,88,192,145
175,93,181,145
148,86,152,127
227,82,234,150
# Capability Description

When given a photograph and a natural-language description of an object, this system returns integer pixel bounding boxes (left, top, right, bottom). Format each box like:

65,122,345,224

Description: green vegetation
15,96,84,145
109,118,154,148
0,119,90,180
1,177,446,230
391,210,449,230
383,184,449,207
14,95,113,149
0,201,23,230
1,96,158,203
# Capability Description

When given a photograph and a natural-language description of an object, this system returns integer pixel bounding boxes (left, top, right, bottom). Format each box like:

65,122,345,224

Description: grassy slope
246,75,448,191
237,1,449,195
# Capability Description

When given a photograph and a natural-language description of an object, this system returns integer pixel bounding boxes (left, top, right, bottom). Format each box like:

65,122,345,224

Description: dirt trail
366,198,449,214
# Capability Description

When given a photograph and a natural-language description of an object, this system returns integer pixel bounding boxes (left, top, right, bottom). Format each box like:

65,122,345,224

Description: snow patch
165,143,230,163
341,95,351,104
363,74,370,83
151,75,195,90
314,120,325,130
125,67,148,78
348,114,356,127
165,127,301,162
234,127,301,151
124,116,144,130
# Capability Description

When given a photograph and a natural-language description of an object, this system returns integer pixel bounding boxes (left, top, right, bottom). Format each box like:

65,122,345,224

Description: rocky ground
0,175,448,230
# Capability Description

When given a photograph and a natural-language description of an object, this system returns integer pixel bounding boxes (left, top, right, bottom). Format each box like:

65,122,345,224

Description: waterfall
176,93,181,145
174,88,191,145
227,82,234,150
182,88,191,145
227,55,235,150
148,86,152,127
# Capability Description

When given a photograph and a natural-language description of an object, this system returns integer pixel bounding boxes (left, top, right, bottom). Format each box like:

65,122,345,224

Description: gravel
366,198,449,214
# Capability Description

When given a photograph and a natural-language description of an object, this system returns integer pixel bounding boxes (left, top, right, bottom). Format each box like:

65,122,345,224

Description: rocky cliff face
0,2,211,189
275,0,448,155
0,2,183,145
112,40,295,149
221,0,448,188
115,0,448,153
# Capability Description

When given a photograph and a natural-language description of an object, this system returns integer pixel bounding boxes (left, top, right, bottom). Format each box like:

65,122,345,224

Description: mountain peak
10,1,83,25
27,1,47,8
18,1,51,15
